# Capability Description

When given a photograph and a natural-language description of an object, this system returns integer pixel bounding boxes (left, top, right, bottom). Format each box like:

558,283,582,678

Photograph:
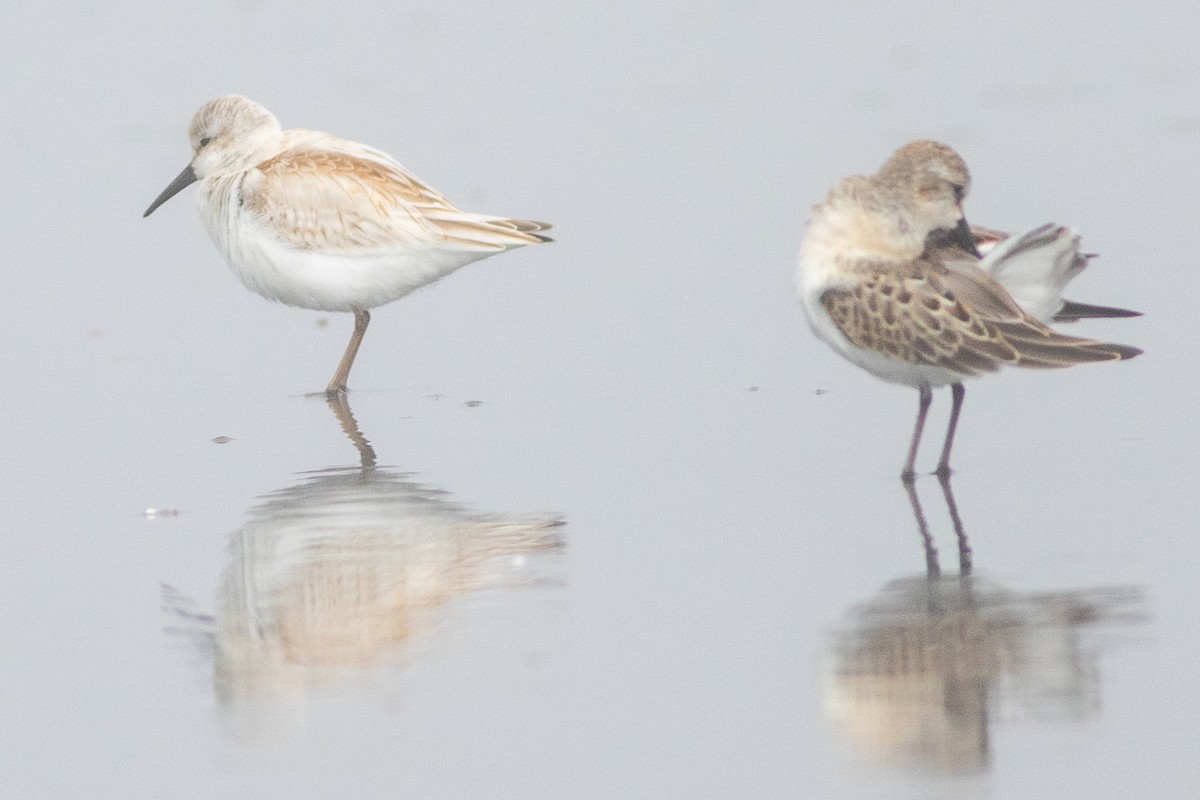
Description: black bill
947,216,983,258
143,164,198,217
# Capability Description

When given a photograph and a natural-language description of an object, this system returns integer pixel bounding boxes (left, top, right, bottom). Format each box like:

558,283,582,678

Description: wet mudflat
1,2,1198,797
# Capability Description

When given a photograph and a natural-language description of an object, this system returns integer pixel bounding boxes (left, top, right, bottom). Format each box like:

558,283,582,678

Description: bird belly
199,187,492,311
831,333,969,388
223,229,492,312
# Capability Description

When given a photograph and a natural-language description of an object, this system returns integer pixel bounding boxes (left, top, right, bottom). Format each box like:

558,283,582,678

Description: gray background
0,1,1196,797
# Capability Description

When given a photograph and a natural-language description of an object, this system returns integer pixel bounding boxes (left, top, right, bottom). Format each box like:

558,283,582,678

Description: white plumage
145,95,551,394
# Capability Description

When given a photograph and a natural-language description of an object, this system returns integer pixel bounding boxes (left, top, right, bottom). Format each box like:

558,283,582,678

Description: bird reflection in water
823,476,1144,774
166,395,564,732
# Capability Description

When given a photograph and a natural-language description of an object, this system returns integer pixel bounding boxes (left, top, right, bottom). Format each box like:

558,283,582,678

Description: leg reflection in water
325,391,377,471
903,473,971,579
164,393,565,737
823,477,1145,775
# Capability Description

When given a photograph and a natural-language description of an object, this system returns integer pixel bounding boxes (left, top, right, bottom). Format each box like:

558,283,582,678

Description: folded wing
820,252,1140,379
241,135,551,255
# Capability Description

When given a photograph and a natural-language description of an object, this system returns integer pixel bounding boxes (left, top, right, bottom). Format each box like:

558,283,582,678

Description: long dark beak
947,216,982,258
143,164,198,217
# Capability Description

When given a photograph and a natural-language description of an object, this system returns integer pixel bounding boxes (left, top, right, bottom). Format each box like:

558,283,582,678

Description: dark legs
901,385,934,482
326,309,371,397
935,383,966,479
902,382,966,480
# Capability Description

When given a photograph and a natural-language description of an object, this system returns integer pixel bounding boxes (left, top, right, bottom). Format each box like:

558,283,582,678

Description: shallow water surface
1,1,1198,797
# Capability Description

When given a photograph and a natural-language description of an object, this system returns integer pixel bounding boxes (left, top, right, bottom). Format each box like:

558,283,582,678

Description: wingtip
1114,343,1144,360
1054,300,1144,322
510,219,553,243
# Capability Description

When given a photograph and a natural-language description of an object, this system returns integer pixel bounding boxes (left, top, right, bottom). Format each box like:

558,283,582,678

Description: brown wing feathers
821,265,1140,378
248,148,552,251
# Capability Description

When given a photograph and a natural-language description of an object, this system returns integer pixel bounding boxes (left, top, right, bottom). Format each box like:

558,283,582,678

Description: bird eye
199,137,212,148
951,184,965,202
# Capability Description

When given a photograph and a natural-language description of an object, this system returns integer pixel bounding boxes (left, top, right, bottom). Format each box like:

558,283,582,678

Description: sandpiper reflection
824,477,1144,774
171,396,564,732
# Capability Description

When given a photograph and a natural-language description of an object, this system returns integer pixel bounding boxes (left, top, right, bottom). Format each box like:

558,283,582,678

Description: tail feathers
1054,299,1142,322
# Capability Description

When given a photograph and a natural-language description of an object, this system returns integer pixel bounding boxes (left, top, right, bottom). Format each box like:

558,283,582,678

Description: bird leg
934,383,966,479
326,309,371,397
902,385,933,481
